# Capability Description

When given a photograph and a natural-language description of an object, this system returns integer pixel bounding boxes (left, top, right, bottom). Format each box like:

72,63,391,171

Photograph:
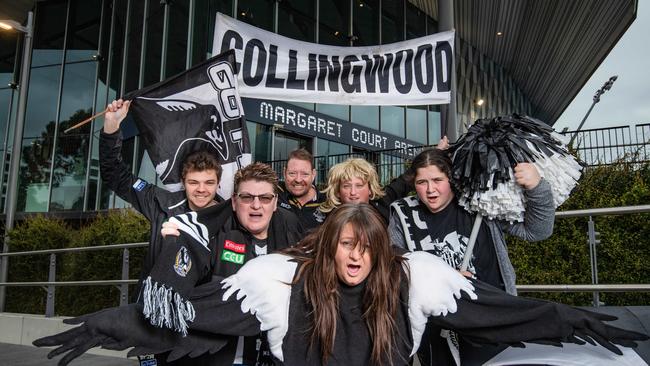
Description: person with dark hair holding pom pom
389,148,552,294
388,148,555,365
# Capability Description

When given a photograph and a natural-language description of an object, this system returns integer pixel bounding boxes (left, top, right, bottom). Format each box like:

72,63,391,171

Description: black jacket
372,172,413,222
99,130,223,283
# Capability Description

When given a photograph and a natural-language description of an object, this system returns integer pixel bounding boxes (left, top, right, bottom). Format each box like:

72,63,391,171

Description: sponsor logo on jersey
221,249,245,264
224,240,246,253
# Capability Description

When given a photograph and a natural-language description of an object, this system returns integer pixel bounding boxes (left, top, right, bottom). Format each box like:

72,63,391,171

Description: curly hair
320,158,385,213
233,162,279,194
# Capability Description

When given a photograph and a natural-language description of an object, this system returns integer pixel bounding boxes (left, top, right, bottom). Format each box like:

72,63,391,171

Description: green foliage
509,162,650,306
5,210,149,316
5,216,72,314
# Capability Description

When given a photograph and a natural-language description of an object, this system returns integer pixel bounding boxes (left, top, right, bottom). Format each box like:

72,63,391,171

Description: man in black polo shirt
277,149,326,229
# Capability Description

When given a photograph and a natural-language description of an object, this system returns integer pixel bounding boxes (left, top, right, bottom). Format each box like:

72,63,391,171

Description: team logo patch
313,209,326,223
138,354,157,366
280,202,292,210
221,249,244,264
132,179,147,192
224,240,246,253
173,246,192,277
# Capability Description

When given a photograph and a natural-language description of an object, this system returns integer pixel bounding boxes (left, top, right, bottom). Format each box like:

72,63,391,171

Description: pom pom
449,114,583,221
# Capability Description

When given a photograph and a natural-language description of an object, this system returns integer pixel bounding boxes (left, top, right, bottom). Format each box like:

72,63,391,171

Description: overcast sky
554,0,650,131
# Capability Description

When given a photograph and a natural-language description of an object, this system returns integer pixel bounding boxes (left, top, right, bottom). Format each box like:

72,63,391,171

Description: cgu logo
221,249,245,264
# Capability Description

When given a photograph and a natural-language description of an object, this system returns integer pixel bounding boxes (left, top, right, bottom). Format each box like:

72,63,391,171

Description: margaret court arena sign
242,98,422,154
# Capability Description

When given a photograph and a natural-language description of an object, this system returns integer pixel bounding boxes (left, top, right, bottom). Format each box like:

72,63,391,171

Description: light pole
568,75,618,148
0,11,33,312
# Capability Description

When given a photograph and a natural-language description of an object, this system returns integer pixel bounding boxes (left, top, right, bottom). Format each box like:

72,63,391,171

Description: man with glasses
278,148,326,230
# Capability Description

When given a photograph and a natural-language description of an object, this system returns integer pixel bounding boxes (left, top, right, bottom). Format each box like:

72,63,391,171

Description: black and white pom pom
448,114,583,222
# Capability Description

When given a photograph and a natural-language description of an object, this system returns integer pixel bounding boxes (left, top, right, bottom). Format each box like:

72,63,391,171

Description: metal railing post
587,216,600,307
45,253,56,317
120,248,129,306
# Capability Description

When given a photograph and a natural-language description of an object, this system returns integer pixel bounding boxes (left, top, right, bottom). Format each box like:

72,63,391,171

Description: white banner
212,13,454,106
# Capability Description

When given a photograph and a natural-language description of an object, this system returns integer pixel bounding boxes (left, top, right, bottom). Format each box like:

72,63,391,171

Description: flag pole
63,108,108,133
460,213,483,271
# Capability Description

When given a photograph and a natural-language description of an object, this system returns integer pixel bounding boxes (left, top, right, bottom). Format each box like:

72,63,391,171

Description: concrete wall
0,312,130,358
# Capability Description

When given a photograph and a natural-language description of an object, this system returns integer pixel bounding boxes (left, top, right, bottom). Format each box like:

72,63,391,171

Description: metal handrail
0,242,145,316
517,284,650,292
0,280,137,286
0,242,147,257
555,204,650,218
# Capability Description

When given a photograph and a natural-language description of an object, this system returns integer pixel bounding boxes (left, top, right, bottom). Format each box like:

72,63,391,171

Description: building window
316,103,349,122
381,0,403,44
19,64,62,212
124,0,145,93
426,15,438,35
247,121,272,162
166,0,190,77
352,0,379,46
319,0,350,46
406,105,427,145
237,0,274,31
143,0,165,86
351,105,379,129
278,0,316,42
428,105,441,144
47,0,103,211
380,105,405,138
405,2,426,40
273,130,312,160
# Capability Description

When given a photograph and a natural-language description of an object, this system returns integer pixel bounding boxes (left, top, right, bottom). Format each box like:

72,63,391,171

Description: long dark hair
284,204,404,365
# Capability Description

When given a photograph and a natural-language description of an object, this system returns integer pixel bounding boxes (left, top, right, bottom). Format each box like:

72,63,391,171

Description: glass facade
0,0,448,215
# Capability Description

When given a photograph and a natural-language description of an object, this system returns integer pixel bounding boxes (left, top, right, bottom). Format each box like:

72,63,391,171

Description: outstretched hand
560,306,648,355
33,304,227,366
33,308,136,366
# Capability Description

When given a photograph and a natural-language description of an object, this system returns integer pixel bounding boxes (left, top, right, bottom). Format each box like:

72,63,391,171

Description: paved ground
0,343,137,366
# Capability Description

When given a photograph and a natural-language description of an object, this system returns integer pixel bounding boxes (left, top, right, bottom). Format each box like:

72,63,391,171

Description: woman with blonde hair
319,157,412,222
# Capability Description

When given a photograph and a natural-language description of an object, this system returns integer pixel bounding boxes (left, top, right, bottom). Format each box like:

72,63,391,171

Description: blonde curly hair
319,158,385,213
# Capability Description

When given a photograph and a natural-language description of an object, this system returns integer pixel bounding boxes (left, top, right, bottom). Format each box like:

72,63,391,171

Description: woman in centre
35,204,645,366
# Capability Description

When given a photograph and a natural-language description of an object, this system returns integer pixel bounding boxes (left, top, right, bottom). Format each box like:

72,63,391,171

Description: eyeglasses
235,193,277,204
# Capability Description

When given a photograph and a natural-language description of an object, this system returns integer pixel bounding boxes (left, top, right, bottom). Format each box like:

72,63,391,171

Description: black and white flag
124,50,251,197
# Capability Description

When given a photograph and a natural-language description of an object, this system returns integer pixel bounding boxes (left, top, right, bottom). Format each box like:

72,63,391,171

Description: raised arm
99,99,171,220
501,163,555,241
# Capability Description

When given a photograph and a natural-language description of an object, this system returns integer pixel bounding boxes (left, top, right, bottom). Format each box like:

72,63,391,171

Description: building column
438,0,458,142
